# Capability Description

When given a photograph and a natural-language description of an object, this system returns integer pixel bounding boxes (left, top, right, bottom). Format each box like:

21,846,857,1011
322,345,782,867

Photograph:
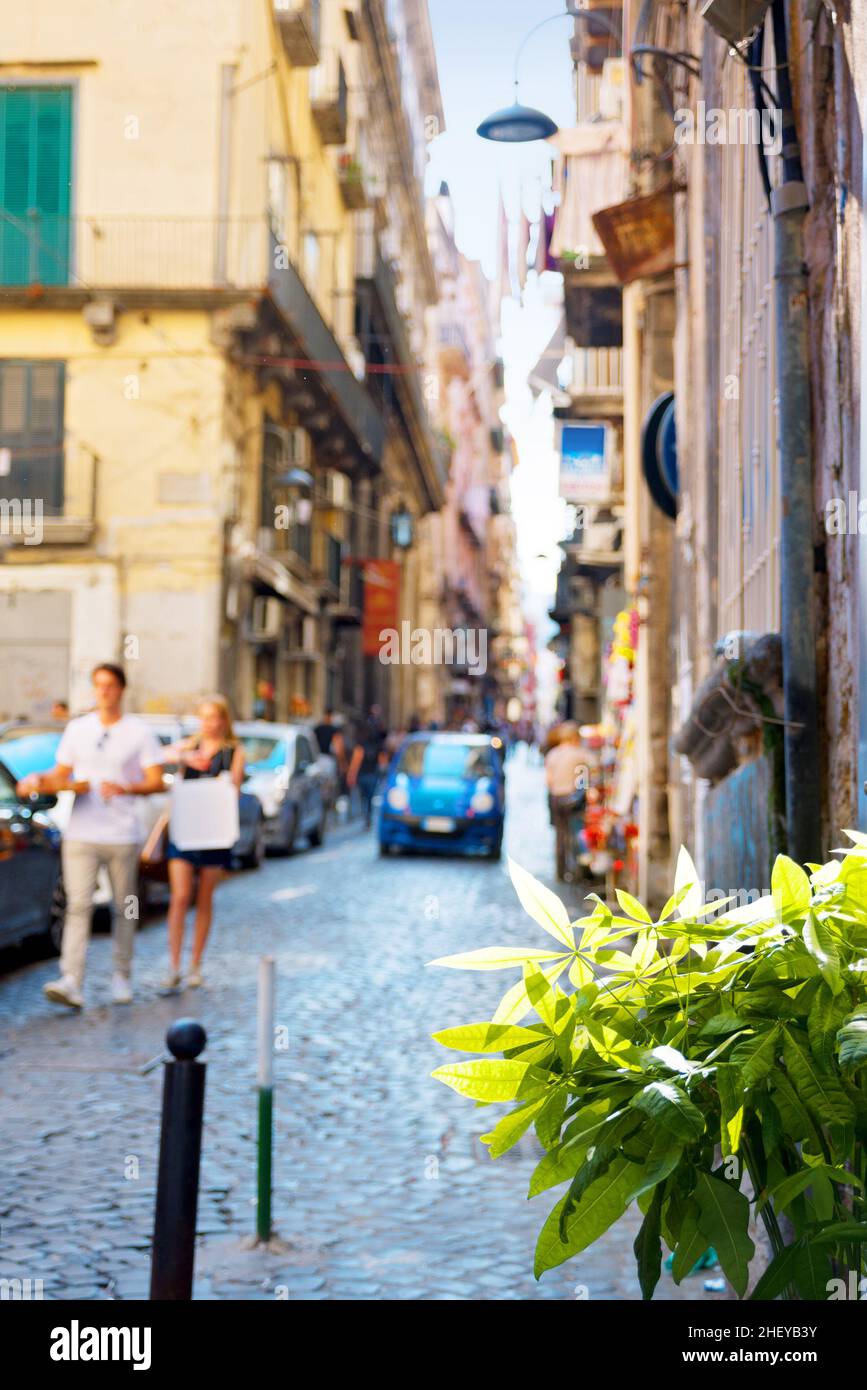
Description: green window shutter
0,87,71,285
0,360,65,511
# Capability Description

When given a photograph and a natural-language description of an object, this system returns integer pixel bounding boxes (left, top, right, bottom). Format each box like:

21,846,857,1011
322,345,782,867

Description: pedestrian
50,698,70,722
544,721,588,881
16,663,164,1010
161,695,245,992
313,707,346,770
347,704,388,829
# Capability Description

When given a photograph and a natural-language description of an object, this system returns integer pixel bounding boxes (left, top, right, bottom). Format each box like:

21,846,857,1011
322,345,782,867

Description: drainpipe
770,0,821,865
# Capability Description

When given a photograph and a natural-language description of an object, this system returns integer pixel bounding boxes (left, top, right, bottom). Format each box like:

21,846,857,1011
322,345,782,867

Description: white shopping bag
169,772,240,851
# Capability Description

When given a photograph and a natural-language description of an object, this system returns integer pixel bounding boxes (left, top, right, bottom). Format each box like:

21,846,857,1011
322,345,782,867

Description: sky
425,1,576,703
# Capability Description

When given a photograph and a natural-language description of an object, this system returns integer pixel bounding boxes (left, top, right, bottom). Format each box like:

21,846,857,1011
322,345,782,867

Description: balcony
337,155,370,212
356,231,447,508
0,448,97,548
274,0,321,67
561,345,624,418
310,52,348,146
0,214,386,466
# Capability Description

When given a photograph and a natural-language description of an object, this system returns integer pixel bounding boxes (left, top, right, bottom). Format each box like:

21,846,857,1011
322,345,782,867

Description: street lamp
390,503,414,550
477,5,622,145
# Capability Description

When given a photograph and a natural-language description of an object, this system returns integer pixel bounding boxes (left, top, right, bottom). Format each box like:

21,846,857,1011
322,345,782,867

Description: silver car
233,721,329,855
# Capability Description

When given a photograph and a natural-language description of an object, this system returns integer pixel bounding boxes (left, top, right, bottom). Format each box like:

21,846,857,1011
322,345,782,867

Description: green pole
256,1085,273,1243
256,955,275,1243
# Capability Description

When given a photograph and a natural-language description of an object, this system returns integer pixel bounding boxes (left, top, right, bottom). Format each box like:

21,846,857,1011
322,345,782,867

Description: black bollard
149,1019,207,1300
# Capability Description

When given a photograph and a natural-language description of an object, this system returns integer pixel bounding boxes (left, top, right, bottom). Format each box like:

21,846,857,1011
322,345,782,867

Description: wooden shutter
0,361,65,510
0,87,72,285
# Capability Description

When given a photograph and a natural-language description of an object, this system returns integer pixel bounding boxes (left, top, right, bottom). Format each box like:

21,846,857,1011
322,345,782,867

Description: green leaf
524,963,558,1031
480,1098,545,1158
807,985,850,1071
534,1156,640,1277
782,1029,854,1126
674,845,704,918
749,1238,831,1301
528,1138,588,1198
671,1203,706,1284
508,857,575,949
633,1187,664,1301
492,959,569,1025
431,1021,548,1053
837,1014,867,1074
762,1164,862,1215
733,1028,778,1089
771,854,812,919
807,1221,867,1246
428,945,568,971
802,910,842,993
615,888,652,924
431,1058,549,1103
693,1173,755,1298
535,1085,568,1150
716,1064,744,1155
631,1081,705,1142
624,1134,683,1201
700,1010,747,1037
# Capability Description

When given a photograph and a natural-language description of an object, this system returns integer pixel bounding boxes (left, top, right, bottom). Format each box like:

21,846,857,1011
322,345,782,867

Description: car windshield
0,731,61,777
241,736,287,772
396,740,494,780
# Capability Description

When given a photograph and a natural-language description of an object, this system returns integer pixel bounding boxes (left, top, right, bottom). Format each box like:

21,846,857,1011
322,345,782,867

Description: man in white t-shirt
17,663,164,1009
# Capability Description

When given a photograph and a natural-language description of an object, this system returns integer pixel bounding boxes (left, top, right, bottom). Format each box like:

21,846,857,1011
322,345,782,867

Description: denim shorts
166,841,233,871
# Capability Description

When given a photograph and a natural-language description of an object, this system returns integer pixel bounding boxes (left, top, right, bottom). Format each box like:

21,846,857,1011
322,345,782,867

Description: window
396,740,495,780
295,734,315,770
0,361,65,511
0,87,72,286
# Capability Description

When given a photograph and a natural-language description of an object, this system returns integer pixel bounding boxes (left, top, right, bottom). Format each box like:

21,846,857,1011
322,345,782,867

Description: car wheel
309,811,327,848
489,838,503,861
240,818,266,869
47,878,65,955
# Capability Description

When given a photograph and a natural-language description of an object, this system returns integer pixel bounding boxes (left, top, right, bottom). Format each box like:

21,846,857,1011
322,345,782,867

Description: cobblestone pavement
0,753,724,1301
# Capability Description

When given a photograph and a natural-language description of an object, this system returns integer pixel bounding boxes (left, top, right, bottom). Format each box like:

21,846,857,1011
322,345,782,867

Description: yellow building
0,0,444,725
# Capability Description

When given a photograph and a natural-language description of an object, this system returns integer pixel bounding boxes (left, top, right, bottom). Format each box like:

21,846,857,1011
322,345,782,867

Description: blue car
378,732,505,859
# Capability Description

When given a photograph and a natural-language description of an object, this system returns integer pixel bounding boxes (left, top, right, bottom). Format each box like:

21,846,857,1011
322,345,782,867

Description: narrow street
0,757,718,1302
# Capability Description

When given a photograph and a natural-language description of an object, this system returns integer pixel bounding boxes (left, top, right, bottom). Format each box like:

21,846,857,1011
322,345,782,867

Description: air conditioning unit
250,596,284,642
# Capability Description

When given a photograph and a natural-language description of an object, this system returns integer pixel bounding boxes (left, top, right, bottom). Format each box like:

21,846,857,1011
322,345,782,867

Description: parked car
234,720,328,854
0,722,117,922
378,732,506,859
0,756,63,953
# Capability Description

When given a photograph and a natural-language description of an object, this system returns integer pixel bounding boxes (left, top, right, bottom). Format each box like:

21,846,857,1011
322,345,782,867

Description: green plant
430,848,867,1298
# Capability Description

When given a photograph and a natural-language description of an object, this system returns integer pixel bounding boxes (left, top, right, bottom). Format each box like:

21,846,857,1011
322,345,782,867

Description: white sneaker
43,976,83,1010
158,969,182,996
111,973,133,1005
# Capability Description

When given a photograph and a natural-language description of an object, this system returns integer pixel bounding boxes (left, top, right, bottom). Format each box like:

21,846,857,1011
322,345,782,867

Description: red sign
361,559,400,657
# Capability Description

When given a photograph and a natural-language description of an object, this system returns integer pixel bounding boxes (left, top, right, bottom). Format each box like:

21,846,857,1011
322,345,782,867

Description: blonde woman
162,697,245,991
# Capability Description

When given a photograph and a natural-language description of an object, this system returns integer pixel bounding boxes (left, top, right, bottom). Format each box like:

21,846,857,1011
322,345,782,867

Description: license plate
423,816,455,833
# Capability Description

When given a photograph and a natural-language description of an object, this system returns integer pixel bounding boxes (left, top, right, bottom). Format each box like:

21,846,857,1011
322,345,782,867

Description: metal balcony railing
0,211,386,464
273,0,321,67
310,50,348,146
569,345,623,395
0,212,270,290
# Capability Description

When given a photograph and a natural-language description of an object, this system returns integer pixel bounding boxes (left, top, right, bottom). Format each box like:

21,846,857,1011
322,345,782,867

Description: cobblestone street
0,756,721,1301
